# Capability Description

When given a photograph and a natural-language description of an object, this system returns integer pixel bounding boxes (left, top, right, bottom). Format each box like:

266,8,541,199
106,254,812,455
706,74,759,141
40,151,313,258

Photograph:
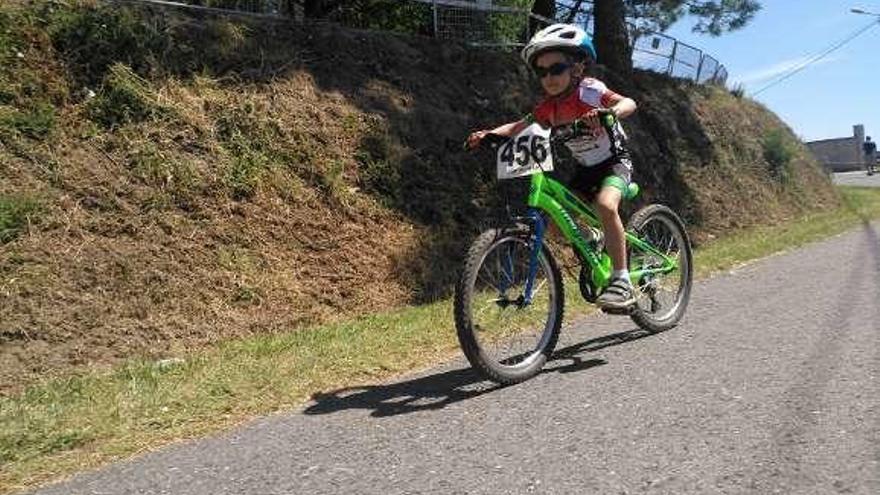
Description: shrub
323,0,433,35
490,0,532,43
356,122,403,207
729,83,745,99
762,129,795,181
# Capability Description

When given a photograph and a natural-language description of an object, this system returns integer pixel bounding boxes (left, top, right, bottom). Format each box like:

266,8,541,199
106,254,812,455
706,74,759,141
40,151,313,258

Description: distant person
865,136,877,175
466,24,638,310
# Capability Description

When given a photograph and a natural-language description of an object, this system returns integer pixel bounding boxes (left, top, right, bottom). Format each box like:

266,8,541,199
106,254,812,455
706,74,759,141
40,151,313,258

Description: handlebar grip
463,132,510,152
599,111,616,129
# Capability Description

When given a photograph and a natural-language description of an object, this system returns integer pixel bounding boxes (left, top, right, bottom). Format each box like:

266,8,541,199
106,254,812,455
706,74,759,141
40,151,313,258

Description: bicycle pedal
600,305,634,316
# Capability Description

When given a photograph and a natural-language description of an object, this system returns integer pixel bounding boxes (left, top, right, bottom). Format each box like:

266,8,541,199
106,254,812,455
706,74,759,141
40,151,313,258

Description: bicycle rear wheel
454,227,564,385
627,205,693,332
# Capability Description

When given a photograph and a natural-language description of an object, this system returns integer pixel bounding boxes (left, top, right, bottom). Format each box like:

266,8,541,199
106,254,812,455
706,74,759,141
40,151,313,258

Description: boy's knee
596,194,619,216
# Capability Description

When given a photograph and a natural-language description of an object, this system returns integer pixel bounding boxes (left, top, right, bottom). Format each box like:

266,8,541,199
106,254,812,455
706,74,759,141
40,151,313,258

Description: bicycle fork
522,209,546,306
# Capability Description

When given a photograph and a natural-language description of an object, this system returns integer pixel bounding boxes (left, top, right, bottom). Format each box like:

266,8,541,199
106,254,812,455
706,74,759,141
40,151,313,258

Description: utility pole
851,8,880,170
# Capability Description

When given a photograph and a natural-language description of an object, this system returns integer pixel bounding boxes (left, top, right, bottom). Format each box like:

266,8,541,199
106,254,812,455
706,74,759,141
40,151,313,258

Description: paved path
833,171,880,188
31,223,880,495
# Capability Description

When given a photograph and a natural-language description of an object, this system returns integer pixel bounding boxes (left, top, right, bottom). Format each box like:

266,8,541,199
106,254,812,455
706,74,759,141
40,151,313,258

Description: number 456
500,135,548,168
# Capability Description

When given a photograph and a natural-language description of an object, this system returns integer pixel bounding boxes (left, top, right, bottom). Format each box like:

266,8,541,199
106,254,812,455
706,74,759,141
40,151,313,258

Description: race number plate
496,123,553,180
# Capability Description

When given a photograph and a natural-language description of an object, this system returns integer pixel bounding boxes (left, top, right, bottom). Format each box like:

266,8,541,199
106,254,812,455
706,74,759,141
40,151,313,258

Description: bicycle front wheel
453,227,564,385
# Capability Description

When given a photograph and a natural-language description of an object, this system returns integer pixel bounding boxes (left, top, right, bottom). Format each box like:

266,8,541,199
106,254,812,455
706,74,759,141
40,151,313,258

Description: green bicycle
454,116,693,385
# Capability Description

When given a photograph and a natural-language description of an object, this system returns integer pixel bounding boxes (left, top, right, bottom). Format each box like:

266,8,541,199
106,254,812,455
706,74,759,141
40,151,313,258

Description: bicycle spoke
665,234,675,255
530,278,548,300
476,267,502,294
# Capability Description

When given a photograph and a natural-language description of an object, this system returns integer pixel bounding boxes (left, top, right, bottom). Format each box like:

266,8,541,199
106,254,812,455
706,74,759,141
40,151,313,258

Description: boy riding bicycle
467,24,638,310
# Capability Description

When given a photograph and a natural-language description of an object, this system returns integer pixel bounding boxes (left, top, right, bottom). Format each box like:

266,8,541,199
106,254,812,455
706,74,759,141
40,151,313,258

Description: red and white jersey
532,78,628,167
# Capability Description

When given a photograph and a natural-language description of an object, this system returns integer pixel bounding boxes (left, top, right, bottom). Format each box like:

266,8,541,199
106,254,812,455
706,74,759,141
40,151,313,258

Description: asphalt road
31,221,880,495
833,170,880,188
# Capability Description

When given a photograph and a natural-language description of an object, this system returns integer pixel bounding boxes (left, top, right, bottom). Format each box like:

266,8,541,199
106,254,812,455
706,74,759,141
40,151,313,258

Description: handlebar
465,110,618,151
552,110,617,144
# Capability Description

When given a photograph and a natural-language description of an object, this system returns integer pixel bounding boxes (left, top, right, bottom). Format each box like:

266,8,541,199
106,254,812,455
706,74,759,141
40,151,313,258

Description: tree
531,0,557,20
593,0,761,76
593,0,632,76
302,0,323,17
530,0,556,35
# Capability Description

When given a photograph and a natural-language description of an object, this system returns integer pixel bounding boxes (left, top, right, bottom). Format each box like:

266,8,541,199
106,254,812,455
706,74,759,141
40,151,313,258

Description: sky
660,0,880,142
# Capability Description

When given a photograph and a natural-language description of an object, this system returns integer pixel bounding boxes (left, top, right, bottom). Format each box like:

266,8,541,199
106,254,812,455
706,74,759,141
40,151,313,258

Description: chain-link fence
631,31,727,84
187,0,281,13
113,0,292,17
430,0,535,45
315,0,537,45
117,0,729,84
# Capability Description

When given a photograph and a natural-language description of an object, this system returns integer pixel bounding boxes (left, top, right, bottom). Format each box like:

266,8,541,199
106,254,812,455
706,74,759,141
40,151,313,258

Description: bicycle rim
467,235,560,372
630,212,690,323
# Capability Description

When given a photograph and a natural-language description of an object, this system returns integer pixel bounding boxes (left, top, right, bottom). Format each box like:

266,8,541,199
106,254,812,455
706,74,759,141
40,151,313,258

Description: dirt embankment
0,2,837,393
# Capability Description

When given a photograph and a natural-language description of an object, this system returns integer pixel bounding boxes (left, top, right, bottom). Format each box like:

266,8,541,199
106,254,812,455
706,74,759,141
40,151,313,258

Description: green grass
0,103,55,140
0,194,41,244
695,187,880,277
2,186,880,494
0,302,459,492
87,64,170,129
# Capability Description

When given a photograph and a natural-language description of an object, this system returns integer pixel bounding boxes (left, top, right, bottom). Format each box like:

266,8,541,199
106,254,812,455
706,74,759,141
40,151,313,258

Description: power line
751,19,880,96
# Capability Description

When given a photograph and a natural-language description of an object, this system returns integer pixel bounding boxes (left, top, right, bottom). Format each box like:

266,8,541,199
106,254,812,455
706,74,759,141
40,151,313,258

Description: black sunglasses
533,62,571,78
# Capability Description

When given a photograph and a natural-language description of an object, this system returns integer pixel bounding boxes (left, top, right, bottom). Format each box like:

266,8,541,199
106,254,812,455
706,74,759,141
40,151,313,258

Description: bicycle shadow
302,326,656,418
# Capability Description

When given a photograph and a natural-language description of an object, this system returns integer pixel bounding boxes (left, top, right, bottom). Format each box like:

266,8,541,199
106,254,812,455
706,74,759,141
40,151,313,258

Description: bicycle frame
521,171,678,304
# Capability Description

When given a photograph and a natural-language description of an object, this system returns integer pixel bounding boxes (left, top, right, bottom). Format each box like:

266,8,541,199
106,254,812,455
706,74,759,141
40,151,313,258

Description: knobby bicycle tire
453,227,564,385
627,204,693,333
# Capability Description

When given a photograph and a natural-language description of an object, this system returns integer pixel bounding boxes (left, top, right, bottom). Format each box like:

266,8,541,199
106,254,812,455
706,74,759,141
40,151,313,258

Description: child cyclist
467,24,638,310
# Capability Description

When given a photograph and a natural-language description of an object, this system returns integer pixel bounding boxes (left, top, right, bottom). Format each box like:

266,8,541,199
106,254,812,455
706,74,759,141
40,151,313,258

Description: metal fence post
432,0,439,38
695,52,704,82
667,40,678,76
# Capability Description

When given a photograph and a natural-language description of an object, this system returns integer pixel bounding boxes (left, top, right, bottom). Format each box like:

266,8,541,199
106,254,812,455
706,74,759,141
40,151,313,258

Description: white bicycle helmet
521,23,596,67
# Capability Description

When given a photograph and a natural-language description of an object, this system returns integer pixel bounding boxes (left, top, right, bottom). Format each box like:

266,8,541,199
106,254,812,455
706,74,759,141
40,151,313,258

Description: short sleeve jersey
532,78,628,167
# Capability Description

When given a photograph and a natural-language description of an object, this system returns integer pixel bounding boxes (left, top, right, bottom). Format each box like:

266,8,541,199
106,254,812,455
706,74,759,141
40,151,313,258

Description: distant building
806,125,867,173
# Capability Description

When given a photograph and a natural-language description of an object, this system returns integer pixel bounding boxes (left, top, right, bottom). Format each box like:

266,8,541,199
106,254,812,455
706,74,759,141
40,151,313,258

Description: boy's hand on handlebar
465,130,488,151
581,109,603,131
580,108,616,131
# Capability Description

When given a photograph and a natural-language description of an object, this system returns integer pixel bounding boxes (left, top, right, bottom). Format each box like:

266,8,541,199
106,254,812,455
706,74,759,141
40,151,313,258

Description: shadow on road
863,220,880,274
302,327,656,418
545,327,654,374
